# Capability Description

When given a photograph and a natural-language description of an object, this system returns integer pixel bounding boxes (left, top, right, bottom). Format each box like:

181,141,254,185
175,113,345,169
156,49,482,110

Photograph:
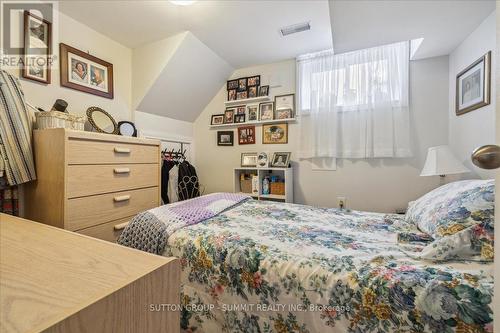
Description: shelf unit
233,167,293,203
224,96,270,107
210,117,296,129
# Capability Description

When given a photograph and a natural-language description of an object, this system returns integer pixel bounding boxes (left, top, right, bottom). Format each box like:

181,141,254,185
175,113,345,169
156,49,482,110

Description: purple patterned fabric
118,193,250,254
169,192,250,225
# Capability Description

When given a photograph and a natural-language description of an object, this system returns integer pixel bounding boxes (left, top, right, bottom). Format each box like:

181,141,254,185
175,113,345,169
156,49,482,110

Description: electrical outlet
337,196,346,210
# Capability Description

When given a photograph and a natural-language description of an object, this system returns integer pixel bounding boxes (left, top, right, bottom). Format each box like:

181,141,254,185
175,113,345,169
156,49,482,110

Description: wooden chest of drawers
25,129,161,242
1,214,180,333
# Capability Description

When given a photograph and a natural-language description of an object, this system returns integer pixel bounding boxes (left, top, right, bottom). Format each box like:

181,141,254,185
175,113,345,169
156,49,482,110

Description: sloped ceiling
59,0,332,69
329,0,495,59
134,32,233,122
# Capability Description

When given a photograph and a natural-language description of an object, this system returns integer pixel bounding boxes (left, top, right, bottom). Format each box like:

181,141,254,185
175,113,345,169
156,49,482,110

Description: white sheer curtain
297,41,411,159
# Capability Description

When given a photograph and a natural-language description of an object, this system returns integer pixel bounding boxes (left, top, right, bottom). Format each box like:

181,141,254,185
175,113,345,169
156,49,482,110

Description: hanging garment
0,70,36,185
0,176,19,215
168,164,179,203
161,159,175,204
177,161,199,201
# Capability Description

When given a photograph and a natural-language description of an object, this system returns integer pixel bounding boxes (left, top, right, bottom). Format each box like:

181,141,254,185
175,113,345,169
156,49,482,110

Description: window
297,41,411,159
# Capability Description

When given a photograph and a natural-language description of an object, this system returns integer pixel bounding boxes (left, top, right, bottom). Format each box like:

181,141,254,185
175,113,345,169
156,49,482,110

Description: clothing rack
161,147,187,161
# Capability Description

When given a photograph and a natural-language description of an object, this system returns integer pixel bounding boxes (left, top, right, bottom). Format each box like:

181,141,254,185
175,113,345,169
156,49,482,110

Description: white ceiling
329,0,495,59
59,0,333,68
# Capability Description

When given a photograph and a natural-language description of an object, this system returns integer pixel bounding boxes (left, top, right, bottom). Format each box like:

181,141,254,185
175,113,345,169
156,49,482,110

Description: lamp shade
420,145,470,176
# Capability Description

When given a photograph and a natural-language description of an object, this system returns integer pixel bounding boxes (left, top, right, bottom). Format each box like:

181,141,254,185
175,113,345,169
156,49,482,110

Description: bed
118,180,494,333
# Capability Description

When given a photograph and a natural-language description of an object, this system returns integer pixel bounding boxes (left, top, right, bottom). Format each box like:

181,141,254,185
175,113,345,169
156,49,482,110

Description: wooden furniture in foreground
24,128,161,242
0,213,180,333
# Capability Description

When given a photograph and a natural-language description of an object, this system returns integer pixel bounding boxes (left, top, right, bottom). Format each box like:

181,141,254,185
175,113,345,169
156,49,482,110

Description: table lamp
420,145,470,179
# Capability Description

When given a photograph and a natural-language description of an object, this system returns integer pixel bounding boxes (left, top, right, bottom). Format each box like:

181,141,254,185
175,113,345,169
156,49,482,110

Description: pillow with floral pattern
406,179,494,239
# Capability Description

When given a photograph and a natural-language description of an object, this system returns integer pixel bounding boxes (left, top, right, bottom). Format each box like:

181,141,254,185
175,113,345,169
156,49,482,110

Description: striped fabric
0,70,36,185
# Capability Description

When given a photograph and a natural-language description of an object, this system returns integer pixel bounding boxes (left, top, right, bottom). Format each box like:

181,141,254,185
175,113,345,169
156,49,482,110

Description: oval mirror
86,107,118,134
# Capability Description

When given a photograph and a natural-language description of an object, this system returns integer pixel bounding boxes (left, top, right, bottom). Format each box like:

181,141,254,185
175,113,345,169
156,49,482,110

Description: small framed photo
248,86,258,98
217,131,234,146
456,51,491,115
227,79,239,90
60,43,114,99
238,77,247,91
259,102,274,121
271,152,291,167
211,114,224,125
224,109,235,123
276,109,292,120
263,123,288,144
241,153,258,167
247,75,260,86
274,94,295,118
228,89,237,101
257,152,269,168
23,10,52,84
258,85,269,96
238,126,255,145
235,105,246,115
247,104,258,121
234,114,246,123
237,91,248,100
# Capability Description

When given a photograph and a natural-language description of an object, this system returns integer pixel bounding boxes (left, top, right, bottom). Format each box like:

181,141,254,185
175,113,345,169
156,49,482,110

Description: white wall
6,11,132,122
194,57,450,213
449,11,496,179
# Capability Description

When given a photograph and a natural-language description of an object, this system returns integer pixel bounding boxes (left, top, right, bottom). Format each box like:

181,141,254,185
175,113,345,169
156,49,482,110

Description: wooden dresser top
34,128,161,146
0,214,173,333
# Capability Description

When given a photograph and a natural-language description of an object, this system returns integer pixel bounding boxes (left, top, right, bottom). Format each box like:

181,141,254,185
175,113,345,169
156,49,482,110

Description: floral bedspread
161,199,493,333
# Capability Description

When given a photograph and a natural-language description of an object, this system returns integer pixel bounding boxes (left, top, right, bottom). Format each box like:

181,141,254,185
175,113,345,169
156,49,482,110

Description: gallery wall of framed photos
211,74,296,149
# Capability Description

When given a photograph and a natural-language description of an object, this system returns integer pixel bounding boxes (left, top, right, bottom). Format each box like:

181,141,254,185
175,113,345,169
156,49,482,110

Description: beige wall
449,11,496,179
5,11,133,122
194,57,450,213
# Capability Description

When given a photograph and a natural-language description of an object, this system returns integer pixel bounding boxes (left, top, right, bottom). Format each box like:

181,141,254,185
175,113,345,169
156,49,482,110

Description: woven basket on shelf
35,111,85,131
270,182,285,195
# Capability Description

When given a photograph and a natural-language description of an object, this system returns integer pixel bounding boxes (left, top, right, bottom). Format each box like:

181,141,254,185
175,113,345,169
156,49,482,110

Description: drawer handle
114,147,131,154
114,167,130,174
114,195,131,202
114,222,130,231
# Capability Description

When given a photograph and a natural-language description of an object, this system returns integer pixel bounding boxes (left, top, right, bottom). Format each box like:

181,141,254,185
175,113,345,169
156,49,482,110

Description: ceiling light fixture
170,0,196,5
280,22,311,37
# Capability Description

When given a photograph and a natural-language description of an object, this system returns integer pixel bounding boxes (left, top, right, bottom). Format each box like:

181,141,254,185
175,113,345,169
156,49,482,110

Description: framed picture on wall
263,123,288,144
227,79,239,90
258,85,269,96
236,90,248,100
234,114,245,123
247,104,258,121
248,86,258,98
271,152,291,167
238,77,248,91
224,108,235,123
247,75,260,86
22,10,52,84
60,43,114,99
211,114,224,125
274,94,295,118
228,89,237,101
456,51,491,115
241,153,258,167
238,126,255,145
259,102,274,121
217,131,234,146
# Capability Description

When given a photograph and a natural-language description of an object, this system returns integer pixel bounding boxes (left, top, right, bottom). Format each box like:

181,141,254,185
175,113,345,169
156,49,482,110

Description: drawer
67,138,159,165
76,216,131,242
67,164,159,198
66,187,159,231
